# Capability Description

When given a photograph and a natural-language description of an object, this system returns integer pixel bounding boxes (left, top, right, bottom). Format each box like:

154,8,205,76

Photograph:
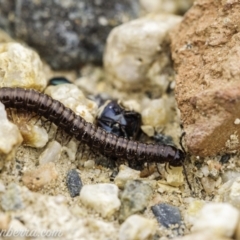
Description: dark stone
219,154,231,164
0,0,140,69
66,169,83,198
48,76,72,86
119,180,153,222
151,203,183,231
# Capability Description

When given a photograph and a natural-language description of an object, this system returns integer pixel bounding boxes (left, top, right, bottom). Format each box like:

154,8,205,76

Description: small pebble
48,76,72,86
13,113,48,148
0,103,23,161
119,214,156,240
62,140,77,161
66,169,83,198
0,42,47,90
140,0,193,14
151,203,183,231
84,160,95,169
0,181,6,193
80,183,120,218
192,203,239,238
119,180,153,222
173,231,232,240
39,140,62,165
165,166,184,187
0,212,11,229
185,200,205,225
22,162,58,191
219,154,231,164
114,165,140,189
219,177,240,208
221,171,240,184
1,183,24,211
201,177,218,194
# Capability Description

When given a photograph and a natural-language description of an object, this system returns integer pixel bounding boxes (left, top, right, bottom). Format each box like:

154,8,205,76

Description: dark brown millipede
0,87,187,172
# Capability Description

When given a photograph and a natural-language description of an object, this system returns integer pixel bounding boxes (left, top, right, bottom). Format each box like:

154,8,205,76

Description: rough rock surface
0,103,22,163
140,0,193,15
104,13,182,91
0,42,47,91
0,0,140,69
171,0,240,156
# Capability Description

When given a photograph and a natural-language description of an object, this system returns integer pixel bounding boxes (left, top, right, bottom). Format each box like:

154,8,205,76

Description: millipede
0,87,190,188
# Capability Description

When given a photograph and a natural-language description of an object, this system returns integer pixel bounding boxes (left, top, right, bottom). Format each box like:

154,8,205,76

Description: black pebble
151,203,183,230
219,154,231,164
48,77,71,86
66,169,83,198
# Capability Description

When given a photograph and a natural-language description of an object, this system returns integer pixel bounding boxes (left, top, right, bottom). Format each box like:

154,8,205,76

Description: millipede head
169,149,186,167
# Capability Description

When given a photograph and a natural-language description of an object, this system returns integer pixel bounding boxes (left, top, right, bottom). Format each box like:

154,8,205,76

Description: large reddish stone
170,0,240,156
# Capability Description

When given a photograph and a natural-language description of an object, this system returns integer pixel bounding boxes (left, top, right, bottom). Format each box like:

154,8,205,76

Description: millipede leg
27,113,38,123
156,163,161,176
34,116,42,125
64,135,72,146
164,162,170,174
46,121,52,133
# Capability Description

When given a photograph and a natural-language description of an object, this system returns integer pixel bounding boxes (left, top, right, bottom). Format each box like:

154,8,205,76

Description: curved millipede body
0,87,185,167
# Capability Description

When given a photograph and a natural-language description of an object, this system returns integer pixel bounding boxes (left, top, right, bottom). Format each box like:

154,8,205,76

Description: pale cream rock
140,0,193,14
39,141,62,165
0,103,22,161
185,200,205,225
80,183,121,218
165,166,184,187
0,213,11,230
114,165,141,189
219,177,240,208
84,160,95,169
10,106,48,148
62,140,78,162
104,13,182,91
0,42,46,90
45,84,98,123
0,180,6,193
22,162,58,191
18,124,48,148
141,97,172,128
173,231,232,240
229,178,240,208
192,203,239,238
141,125,155,137
119,215,156,240
2,184,116,239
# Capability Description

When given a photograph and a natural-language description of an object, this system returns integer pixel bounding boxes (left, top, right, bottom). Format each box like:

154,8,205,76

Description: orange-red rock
171,0,240,156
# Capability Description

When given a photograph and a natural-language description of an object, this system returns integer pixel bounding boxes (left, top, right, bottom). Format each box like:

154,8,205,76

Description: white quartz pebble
192,203,239,238
39,141,62,165
104,13,182,91
114,165,140,189
80,183,121,218
119,215,156,240
0,42,46,90
0,103,22,161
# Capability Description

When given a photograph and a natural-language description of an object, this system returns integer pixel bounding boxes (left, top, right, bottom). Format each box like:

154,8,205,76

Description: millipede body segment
0,87,185,167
